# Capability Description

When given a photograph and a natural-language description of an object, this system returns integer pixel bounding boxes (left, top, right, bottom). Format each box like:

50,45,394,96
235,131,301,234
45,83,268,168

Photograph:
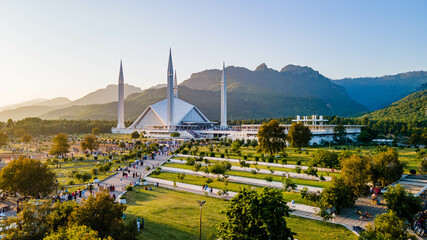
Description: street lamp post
197,200,206,240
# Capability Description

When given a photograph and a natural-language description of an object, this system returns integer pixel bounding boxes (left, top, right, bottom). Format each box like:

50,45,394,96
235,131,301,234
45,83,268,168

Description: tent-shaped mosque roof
129,97,211,129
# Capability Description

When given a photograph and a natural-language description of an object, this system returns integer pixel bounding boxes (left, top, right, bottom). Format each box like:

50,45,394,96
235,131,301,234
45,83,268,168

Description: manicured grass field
150,172,316,206
125,186,357,240
171,157,341,178
180,145,420,174
163,162,330,188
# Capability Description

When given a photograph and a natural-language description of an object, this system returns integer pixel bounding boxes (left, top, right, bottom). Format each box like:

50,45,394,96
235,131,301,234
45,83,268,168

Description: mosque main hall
112,50,363,145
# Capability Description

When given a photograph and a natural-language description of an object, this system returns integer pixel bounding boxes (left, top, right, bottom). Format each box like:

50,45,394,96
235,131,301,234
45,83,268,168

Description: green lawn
163,162,330,188
170,157,341,178
150,172,316,206
125,186,357,240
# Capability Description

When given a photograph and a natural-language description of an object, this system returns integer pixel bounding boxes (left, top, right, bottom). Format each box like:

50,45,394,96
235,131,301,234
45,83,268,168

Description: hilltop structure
112,50,363,144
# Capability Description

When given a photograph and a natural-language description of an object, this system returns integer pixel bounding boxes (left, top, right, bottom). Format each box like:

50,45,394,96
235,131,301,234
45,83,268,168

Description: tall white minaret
174,70,178,98
117,60,125,129
220,62,228,128
167,49,174,128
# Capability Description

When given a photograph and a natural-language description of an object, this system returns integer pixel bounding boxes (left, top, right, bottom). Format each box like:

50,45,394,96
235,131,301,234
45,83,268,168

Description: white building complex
112,50,363,145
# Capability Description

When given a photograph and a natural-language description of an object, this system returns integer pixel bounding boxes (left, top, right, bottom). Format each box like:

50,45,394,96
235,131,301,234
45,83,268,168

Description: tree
383,184,422,223
283,178,297,192
0,158,56,197
0,199,52,239
81,135,100,151
50,133,70,156
340,154,371,197
131,131,140,139
310,150,339,168
231,141,241,153
70,190,136,239
92,127,101,136
287,122,311,149
371,148,405,186
333,124,347,144
319,177,356,214
44,224,113,240
359,211,415,240
0,132,8,146
217,187,295,240
21,133,33,144
170,132,180,137
357,127,377,144
257,120,287,155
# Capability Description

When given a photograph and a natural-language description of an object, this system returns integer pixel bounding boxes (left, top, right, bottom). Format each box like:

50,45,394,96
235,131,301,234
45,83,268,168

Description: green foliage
362,90,427,122
257,120,286,155
283,178,297,191
383,184,422,223
208,161,232,175
217,188,294,240
333,124,347,144
319,177,357,214
340,154,371,197
303,166,318,177
2,118,115,135
81,135,100,151
0,157,56,197
44,224,112,240
170,132,180,137
371,147,405,186
50,133,70,156
70,190,135,239
92,127,101,136
0,131,8,146
287,122,311,149
359,211,415,240
125,185,133,191
310,150,339,168
131,131,140,139
21,133,33,143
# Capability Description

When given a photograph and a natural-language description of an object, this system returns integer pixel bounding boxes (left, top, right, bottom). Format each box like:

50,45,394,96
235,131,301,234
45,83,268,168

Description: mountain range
1,64,426,122
0,84,141,121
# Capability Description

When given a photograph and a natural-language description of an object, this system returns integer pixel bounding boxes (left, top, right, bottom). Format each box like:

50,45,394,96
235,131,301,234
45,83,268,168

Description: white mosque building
112,50,363,144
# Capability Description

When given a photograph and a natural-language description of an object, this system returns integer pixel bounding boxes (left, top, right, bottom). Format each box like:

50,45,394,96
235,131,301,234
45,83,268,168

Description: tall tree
340,154,371,197
383,184,422,224
359,211,415,240
287,122,311,149
50,133,70,156
70,190,136,239
0,132,8,146
91,127,101,136
218,187,294,240
0,158,56,197
257,120,286,155
371,148,405,186
333,123,347,144
81,135,100,151
21,133,33,144
319,177,356,214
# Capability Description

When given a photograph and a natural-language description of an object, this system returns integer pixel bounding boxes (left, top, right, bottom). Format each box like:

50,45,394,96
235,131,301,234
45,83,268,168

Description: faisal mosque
112,50,363,145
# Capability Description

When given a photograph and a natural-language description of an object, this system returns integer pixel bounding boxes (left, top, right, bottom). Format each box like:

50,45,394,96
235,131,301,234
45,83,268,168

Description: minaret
117,60,125,129
167,49,174,128
220,62,228,128
174,70,178,98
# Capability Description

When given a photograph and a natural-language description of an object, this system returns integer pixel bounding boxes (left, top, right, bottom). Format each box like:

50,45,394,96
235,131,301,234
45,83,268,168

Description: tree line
0,118,117,136
229,115,426,137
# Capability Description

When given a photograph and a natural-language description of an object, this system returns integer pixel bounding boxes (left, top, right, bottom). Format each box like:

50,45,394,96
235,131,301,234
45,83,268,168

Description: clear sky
0,0,426,106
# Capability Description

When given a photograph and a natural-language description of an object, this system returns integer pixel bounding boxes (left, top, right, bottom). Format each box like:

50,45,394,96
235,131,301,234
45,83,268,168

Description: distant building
112,50,363,145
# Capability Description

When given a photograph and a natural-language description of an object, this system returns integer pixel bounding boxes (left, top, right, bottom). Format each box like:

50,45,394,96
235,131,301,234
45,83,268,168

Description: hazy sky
1,1,426,106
